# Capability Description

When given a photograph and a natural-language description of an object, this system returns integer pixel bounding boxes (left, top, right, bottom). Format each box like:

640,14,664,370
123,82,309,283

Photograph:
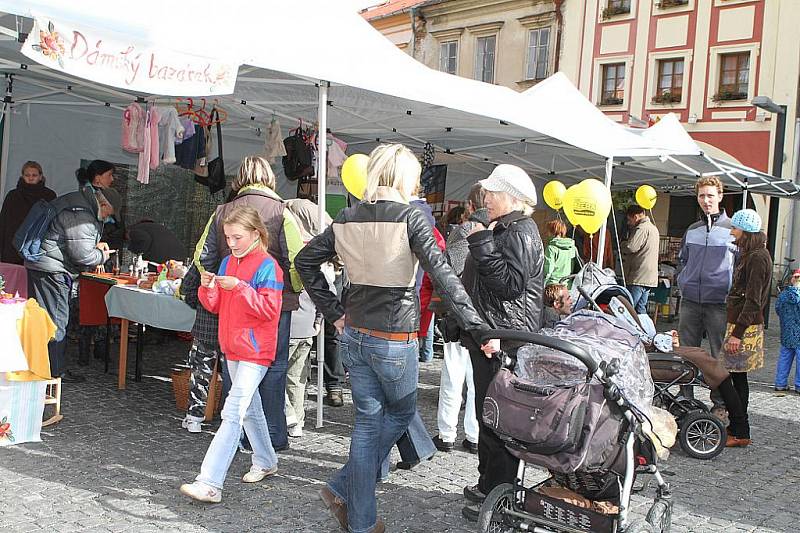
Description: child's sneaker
180,481,221,503
288,425,303,438
242,464,277,483
182,415,203,433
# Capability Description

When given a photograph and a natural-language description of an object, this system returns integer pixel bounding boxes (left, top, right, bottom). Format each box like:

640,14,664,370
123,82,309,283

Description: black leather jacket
460,211,544,347
295,187,487,336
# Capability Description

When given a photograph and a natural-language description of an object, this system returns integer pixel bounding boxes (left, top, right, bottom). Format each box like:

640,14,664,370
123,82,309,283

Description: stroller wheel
478,483,517,533
679,410,726,460
646,498,673,532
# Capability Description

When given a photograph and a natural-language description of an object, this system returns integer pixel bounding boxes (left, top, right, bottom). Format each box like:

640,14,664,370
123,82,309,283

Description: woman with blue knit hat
723,208,772,447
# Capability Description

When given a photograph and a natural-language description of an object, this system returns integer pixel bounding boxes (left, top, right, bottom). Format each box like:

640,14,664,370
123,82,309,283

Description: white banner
21,18,239,96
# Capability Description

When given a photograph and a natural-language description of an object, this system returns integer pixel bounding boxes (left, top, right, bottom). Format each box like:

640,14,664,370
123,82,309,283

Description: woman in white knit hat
459,164,545,522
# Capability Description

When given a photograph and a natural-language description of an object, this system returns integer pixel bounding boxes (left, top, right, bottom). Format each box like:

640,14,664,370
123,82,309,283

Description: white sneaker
182,415,203,433
179,481,221,503
242,464,278,483
288,425,303,438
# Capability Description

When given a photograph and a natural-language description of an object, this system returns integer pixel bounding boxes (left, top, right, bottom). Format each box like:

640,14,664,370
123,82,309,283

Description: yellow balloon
562,179,612,235
341,154,369,200
543,180,567,210
635,185,657,210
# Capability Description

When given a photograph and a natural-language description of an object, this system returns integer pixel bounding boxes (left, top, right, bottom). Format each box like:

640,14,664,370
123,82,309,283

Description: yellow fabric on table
6,299,56,381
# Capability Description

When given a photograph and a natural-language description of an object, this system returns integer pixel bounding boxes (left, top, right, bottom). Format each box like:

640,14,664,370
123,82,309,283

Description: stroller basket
649,353,699,385
524,482,617,532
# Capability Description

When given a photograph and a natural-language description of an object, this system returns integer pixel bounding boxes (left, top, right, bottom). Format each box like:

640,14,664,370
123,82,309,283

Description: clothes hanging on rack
136,105,160,184
175,124,207,170
121,102,145,153
263,118,286,162
156,106,185,165
179,116,195,141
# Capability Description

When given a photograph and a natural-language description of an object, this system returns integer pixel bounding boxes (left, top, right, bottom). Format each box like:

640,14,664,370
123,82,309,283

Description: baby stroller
572,281,726,461
477,328,672,533
647,353,726,460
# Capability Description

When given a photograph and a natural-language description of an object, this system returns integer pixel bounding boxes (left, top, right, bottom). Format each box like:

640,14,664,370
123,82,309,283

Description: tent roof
0,2,796,200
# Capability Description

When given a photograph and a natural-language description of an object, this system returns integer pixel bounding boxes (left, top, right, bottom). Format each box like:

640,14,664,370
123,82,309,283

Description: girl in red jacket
180,206,284,503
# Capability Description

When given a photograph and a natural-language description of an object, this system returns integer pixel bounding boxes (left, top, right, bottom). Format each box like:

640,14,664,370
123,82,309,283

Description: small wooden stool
42,377,63,427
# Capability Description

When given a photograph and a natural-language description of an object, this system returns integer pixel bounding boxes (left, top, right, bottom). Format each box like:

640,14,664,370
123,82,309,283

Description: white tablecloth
105,285,196,332
0,302,45,447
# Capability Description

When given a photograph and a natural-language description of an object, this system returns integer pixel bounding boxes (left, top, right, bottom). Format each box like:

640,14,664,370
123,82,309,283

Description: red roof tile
361,0,428,20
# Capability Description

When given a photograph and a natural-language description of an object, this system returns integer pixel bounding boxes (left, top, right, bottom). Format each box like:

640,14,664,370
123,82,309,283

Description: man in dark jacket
25,186,112,382
128,220,188,265
460,164,544,522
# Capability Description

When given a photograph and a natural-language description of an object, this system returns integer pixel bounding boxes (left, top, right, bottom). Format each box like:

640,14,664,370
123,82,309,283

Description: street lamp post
752,95,787,329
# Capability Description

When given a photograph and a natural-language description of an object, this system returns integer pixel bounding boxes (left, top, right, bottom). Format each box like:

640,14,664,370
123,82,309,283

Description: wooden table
104,285,195,389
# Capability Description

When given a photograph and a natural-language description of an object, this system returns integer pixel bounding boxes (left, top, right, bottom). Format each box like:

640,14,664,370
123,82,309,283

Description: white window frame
646,50,693,110
653,0,694,14
599,0,637,23
525,26,551,81
592,55,633,111
439,40,459,75
707,43,759,108
474,34,497,84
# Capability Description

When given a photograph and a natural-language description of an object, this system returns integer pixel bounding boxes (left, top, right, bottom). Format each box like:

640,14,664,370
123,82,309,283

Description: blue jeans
197,360,276,489
328,327,418,533
626,285,651,315
775,345,800,389
258,310,291,450
378,410,436,480
419,320,435,362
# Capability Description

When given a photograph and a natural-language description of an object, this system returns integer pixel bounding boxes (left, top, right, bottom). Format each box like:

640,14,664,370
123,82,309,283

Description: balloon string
612,208,626,286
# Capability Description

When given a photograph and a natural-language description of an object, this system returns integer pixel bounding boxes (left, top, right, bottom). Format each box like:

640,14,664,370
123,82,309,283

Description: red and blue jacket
199,249,283,367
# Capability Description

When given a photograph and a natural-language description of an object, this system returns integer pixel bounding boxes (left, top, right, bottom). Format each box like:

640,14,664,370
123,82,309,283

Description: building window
714,52,749,101
600,63,625,105
439,41,458,75
525,27,550,80
475,35,496,84
653,58,683,103
603,0,631,19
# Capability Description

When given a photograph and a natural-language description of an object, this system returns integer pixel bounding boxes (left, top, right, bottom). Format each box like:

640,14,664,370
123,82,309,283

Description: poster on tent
21,18,239,96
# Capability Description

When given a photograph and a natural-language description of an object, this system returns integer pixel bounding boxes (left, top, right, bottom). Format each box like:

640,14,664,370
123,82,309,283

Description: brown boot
319,486,348,530
368,518,386,533
326,389,344,407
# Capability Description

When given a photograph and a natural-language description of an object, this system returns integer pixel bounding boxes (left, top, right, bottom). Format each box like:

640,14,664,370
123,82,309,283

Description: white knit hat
479,164,538,207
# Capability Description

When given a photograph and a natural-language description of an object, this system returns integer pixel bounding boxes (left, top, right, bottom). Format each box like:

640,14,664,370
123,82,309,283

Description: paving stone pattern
1,313,799,532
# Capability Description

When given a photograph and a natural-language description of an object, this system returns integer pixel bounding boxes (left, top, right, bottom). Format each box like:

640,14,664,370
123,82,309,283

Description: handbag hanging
195,108,226,194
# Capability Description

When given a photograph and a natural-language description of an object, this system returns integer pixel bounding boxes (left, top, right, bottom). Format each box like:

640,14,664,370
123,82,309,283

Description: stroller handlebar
478,329,599,374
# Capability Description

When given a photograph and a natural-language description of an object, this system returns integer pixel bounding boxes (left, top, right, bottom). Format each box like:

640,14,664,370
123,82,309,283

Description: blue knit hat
731,209,762,233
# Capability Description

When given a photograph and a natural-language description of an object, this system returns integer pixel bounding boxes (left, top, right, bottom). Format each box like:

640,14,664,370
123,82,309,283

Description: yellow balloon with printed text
562,179,612,235
341,154,369,200
543,180,567,210
635,185,658,210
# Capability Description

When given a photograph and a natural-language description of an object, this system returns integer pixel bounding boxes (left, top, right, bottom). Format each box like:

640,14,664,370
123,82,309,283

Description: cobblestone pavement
2,312,799,532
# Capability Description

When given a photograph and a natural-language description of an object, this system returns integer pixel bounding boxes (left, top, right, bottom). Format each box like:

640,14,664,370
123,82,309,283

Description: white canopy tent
0,1,797,426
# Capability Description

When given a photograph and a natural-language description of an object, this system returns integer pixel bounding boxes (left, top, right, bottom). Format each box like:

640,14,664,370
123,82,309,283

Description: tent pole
596,157,613,268
316,80,329,429
0,100,11,197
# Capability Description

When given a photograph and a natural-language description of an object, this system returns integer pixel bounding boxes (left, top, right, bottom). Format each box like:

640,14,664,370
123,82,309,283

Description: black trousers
720,372,750,439
28,270,73,377
322,320,345,392
468,346,518,494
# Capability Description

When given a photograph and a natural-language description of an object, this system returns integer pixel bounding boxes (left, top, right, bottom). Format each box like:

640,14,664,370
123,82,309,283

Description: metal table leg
104,318,111,374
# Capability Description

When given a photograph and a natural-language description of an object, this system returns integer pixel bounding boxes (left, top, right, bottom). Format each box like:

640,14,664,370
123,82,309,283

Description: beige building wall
416,0,559,91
